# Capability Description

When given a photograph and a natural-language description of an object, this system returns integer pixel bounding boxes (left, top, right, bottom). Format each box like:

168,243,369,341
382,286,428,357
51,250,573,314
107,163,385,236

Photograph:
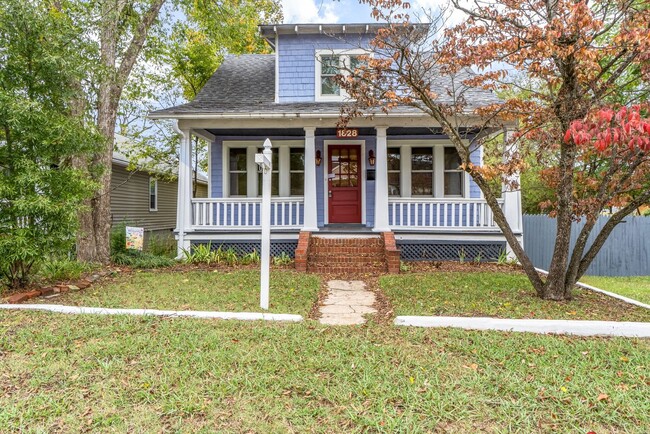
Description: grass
381,272,650,322
0,311,648,432
580,276,650,305
43,269,320,317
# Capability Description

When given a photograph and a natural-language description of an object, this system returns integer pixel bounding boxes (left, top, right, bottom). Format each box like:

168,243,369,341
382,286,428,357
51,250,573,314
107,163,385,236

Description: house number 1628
336,128,359,138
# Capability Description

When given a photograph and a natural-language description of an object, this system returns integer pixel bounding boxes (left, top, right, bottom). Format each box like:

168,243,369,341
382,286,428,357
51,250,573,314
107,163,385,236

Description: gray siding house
111,138,207,241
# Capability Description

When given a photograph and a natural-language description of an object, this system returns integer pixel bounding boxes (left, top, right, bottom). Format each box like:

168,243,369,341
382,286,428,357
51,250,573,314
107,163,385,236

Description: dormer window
315,49,368,102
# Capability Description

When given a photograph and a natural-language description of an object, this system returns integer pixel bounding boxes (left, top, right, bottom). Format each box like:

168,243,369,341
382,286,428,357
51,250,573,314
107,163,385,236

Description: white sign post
255,139,273,310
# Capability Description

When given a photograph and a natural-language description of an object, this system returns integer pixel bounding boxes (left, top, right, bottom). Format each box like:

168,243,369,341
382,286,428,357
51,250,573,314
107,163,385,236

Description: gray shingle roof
149,54,501,118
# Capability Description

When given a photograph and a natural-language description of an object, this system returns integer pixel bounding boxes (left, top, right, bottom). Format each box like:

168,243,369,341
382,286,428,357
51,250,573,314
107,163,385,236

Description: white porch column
302,127,319,231
374,126,391,232
502,128,523,257
174,123,192,258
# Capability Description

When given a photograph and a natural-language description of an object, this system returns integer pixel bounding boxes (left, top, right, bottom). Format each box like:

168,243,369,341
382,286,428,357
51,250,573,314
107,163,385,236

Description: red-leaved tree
342,0,650,300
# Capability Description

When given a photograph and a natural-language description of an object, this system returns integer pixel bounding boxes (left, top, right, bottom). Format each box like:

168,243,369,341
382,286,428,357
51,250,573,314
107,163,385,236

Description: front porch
173,125,523,262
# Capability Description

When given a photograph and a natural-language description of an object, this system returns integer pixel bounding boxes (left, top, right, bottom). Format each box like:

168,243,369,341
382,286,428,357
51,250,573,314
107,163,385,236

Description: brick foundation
294,231,311,272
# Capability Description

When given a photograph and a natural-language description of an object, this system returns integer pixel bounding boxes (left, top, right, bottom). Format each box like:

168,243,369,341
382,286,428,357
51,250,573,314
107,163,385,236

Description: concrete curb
535,268,650,310
394,316,650,337
0,304,303,322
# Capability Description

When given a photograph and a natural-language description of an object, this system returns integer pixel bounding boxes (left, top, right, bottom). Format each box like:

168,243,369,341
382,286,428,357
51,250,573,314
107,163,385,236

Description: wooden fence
523,215,650,276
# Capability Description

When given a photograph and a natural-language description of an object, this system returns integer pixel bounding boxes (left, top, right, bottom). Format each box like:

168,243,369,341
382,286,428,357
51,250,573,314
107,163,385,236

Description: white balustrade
388,198,503,230
191,198,304,229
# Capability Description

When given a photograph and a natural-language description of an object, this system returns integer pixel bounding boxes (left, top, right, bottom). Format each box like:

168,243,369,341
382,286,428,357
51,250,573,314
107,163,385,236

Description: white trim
149,177,158,211
207,140,213,197
314,48,370,102
323,139,366,225
394,316,650,338
274,33,279,103
0,304,303,322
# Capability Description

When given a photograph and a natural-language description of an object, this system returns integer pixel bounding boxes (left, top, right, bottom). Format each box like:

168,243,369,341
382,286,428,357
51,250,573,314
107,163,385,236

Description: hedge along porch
150,23,523,266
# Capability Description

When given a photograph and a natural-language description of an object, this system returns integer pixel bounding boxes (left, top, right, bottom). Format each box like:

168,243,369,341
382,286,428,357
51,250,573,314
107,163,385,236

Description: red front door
328,145,362,223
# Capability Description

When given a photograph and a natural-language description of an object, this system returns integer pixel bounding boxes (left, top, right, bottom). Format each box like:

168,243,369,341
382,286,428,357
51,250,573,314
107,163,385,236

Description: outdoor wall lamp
315,150,322,166
368,149,376,167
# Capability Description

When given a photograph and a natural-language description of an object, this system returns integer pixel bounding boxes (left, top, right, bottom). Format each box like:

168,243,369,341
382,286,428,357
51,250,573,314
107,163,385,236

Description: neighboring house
150,23,523,267
111,135,207,242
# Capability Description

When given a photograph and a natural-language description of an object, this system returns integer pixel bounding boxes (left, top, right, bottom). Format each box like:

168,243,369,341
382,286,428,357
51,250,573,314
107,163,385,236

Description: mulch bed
402,260,524,274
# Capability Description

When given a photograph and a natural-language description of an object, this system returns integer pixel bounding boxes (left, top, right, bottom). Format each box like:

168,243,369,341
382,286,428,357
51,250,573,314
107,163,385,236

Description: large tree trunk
76,0,166,264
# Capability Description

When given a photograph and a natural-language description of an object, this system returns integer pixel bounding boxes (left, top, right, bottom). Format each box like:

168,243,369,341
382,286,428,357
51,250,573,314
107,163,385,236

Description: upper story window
315,50,368,102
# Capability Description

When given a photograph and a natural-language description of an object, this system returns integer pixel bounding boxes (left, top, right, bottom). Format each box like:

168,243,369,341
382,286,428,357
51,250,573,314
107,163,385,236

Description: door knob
328,191,332,198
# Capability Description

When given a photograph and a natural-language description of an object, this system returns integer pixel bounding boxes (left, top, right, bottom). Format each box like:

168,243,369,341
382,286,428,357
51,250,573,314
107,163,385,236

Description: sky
279,0,468,25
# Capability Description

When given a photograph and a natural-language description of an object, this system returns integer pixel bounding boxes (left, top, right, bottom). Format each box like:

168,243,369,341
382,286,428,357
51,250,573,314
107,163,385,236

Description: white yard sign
255,139,273,310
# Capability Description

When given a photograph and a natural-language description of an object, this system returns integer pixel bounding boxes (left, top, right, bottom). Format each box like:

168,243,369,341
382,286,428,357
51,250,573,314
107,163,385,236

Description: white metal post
303,127,319,231
256,139,273,310
373,126,391,231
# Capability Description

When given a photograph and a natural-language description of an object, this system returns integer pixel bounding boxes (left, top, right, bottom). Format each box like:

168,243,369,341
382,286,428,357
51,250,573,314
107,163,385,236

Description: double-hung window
444,147,464,196
289,148,305,196
228,148,248,196
316,50,368,101
387,147,401,196
411,147,434,196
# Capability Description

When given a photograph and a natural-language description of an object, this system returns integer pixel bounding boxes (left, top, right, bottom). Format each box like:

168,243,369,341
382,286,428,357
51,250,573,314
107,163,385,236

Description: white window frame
222,140,306,198
315,49,370,102
149,177,158,212
443,146,465,198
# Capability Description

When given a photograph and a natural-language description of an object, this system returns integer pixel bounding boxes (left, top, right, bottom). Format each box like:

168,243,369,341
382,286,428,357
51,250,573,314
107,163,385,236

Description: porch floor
318,224,373,234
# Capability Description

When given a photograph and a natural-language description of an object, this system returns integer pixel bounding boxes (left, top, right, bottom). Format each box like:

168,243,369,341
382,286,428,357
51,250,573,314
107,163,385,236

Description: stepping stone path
319,280,377,325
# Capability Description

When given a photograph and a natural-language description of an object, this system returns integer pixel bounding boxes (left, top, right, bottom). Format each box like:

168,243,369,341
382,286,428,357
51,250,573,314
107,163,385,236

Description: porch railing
388,198,503,230
191,198,304,229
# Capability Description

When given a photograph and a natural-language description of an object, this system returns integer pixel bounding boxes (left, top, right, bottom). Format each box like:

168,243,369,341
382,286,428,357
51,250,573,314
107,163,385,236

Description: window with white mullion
387,147,401,196
411,147,434,196
228,148,248,197
444,147,464,197
289,148,305,196
320,55,341,97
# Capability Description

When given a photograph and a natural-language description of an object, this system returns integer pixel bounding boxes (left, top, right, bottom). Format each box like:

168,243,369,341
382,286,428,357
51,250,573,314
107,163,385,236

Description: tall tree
343,0,650,300
0,0,101,288
56,0,281,263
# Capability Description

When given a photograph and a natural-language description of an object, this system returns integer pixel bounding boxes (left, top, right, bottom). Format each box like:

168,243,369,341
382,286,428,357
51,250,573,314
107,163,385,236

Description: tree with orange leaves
342,0,650,300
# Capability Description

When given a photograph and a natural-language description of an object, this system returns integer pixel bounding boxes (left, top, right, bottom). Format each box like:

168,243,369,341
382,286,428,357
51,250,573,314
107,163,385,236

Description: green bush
147,233,176,257
112,251,176,269
110,223,128,256
40,259,95,282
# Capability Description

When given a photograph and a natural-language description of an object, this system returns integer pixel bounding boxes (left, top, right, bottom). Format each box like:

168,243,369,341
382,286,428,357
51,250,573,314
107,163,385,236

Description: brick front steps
295,231,400,274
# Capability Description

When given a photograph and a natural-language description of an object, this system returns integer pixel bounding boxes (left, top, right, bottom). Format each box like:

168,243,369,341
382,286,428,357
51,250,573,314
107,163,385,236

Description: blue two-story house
150,23,523,270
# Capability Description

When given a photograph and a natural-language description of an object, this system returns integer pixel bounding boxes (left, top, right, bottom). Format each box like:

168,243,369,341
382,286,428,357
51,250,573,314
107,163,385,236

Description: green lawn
580,276,650,305
1,312,649,433
44,269,320,317
381,272,650,322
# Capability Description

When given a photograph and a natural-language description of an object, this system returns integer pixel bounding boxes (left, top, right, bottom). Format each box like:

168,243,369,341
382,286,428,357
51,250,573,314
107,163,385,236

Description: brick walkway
319,280,377,325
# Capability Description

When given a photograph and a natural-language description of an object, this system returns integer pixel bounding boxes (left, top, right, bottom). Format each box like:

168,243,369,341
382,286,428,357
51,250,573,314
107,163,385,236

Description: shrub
272,252,292,266
40,259,96,282
112,251,176,268
147,233,176,257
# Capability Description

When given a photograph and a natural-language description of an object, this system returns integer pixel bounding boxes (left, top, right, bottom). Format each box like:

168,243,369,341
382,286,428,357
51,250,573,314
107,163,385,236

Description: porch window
387,147,401,196
411,147,434,196
229,148,248,196
444,147,463,196
289,148,305,196
257,147,279,196
149,177,158,211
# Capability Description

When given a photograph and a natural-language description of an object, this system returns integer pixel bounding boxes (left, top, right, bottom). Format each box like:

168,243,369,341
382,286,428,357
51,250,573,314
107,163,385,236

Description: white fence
191,198,304,229
388,199,503,230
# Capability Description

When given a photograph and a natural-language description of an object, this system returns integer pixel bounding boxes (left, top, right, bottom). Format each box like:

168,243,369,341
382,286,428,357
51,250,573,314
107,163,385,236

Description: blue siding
365,137,376,227
469,145,481,198
211,139,223,198
277,33,374,103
